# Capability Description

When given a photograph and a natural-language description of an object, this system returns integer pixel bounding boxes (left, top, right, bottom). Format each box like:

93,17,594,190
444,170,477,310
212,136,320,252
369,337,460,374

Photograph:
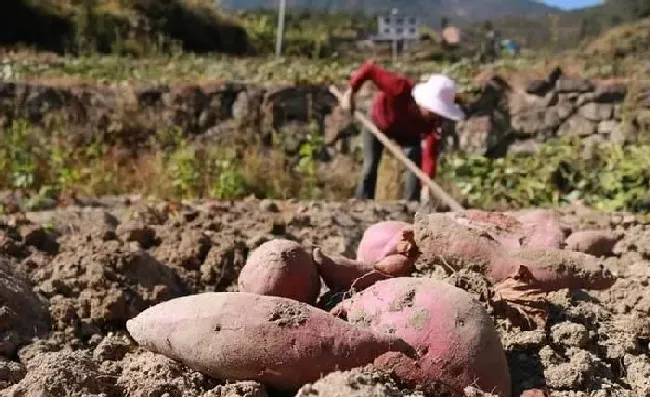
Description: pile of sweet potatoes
413,210,616,292
126,209,618,397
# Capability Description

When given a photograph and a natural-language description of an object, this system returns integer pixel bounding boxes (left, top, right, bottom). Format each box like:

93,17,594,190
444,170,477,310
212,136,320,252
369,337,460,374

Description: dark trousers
355,129,421,202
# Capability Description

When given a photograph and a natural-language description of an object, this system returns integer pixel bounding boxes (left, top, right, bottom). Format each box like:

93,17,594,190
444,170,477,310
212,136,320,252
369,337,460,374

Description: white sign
376,14,420,41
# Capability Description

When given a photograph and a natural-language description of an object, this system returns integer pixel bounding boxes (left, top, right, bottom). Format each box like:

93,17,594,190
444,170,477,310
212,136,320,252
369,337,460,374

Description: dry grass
376,153,405,201
584,18,650,56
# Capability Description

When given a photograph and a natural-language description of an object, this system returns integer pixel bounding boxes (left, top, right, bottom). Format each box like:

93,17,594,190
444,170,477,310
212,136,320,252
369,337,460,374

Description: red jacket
349,61,441,178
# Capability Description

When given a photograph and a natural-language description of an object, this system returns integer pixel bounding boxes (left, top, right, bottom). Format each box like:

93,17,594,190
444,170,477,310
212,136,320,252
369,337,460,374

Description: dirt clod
2,350,120,397
295,366,424,397
203,381,268,397
0,359,25,388
551,322,590,348
0,257,50,357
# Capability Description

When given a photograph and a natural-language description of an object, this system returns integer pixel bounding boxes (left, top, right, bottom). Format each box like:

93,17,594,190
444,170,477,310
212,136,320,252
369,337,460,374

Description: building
374,9,420,43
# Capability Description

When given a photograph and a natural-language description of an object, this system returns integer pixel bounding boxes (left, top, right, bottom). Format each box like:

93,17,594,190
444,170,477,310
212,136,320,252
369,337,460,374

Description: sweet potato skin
333,277,511,397
313,248,416,292
565,230,618,257
488,248,615,292
126,292,414,391
312,248,378,292
413,212,498,270
237,239,321,304
356,221,412,264
414,212,615,291
513,209,566,249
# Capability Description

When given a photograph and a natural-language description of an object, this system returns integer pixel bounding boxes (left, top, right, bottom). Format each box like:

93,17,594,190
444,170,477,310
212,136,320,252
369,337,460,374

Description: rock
593,83,627,103
509,92,557,115
553,103,575,120
558,93,581,105
558,116,596,137
614,105,623,120
512,109,550,135
545,107,562,130
597,120,622,135
526,80,553,96
556,79,595,93
579,103,613,121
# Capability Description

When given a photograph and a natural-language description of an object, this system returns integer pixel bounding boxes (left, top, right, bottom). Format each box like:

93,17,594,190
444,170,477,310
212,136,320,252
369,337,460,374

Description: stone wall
0,81,348,157
0,72,649,160
456,70,650,156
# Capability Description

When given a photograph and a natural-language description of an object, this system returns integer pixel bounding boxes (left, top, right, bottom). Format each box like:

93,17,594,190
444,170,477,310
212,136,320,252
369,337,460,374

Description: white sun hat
412,74,466,121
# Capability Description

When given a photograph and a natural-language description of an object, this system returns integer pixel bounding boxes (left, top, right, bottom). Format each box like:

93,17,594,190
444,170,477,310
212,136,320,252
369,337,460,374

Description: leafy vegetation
0,119,357,207
237,10,374,59
437,136,650,212
1,119,648,213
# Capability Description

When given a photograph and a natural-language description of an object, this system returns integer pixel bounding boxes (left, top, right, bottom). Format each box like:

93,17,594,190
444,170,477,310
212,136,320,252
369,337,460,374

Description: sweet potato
126,292,414,391
332,277,511,397
512,209,566,249
237,239,321,304
488,248,615,292
313,248,415,292
356,221,413,264
462,209,565,250
414,212,615,291
565,230,618,257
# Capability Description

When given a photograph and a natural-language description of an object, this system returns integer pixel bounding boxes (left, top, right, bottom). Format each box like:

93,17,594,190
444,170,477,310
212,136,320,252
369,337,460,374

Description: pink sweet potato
414,212,615,291
512,209,566,249
313,248,415,292
126,292,414,391
488,248,615,292
565,230,619,257
462,209,565,250
332,277,511,397
356,221,413,263
237,239,320,304
314,228,419,292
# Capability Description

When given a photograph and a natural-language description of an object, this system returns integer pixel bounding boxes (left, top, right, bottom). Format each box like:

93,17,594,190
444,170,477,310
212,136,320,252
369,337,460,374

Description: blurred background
0,0,648,212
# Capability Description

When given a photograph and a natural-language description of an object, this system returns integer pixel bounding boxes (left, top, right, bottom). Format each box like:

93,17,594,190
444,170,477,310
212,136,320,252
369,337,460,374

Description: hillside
220,0,562,26
0,0,249,55
484,0,650,50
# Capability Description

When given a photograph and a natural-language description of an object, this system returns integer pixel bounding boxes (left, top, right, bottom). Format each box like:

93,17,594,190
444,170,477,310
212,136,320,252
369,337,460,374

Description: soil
0,198,649,397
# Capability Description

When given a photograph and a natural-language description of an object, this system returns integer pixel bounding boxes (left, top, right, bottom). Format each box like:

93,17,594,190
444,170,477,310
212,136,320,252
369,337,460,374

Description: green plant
296,121,325,199
1,120,40,190
439,137,650,212
212,156,248,200
167,139,201,199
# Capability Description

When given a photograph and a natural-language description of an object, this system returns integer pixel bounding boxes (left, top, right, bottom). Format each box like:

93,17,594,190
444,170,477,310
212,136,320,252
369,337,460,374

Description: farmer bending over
341,60,465,202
